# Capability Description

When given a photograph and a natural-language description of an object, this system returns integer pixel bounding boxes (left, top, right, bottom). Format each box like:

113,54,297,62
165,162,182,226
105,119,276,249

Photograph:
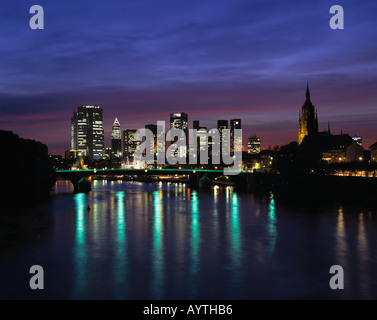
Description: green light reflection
117,191,126,242
230,192,241,270
267,192,277,258
152,190,164,298
73,193,87,298
115,191,127,297
189,190,200,297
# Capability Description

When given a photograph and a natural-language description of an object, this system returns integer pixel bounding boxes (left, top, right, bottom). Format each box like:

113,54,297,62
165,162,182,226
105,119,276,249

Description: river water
0,180,376,299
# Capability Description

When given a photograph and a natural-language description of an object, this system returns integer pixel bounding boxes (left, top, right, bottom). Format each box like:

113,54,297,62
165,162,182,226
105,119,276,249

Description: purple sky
0,0,377,155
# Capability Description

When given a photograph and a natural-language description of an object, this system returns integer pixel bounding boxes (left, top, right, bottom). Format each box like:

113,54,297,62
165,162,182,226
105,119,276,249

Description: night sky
1,0,376,155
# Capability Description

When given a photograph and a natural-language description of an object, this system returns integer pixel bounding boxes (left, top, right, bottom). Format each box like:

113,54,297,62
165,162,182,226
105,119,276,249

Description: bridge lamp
145,169,148,173
94,168,97,173
193,170,196,173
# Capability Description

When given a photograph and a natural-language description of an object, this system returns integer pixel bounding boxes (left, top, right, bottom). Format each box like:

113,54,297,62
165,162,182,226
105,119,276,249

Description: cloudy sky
0,0,376,154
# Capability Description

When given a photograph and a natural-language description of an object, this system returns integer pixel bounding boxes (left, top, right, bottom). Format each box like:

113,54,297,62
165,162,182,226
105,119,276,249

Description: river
0,180,376,299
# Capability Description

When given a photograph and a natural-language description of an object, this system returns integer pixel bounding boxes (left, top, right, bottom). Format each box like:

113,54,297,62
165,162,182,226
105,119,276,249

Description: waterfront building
71,105,104,160
230,119,242,154
123,129,140,162
248,134,261,154
170,112,188,158
111,118,122,158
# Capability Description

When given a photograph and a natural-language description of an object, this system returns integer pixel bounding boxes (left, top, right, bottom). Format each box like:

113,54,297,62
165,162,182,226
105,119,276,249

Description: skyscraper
247,134,261,154
230,119,242,154
111,118,122,158
71,105,104,160
298,82,318,144
170,113,188,158
145,124,158,162
123,129,140,162
217,120,229,157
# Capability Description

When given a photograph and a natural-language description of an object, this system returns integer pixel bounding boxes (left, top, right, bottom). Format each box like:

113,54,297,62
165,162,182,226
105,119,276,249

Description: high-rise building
170,113,188,158
123,129,140,161
145,124,158,160
111,118,122,158
230,119,242,154
217,120,229,156
71,105,104,160
247,134,261,154
298,82,318,144
195,124,208,164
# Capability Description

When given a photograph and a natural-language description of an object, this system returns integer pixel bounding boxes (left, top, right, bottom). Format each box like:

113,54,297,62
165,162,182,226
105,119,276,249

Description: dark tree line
0,130,56,206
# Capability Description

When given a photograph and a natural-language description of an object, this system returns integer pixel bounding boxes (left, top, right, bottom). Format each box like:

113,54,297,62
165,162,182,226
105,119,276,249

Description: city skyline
1,1,377,154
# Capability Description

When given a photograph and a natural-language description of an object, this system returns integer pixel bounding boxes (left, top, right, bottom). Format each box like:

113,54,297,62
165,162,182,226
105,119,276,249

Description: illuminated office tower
71,105,104,160
170,112,188,158
111,118,122,158
123,129,140,161
247,134,261,154
145,124,158,161
217,120,228,157
230,119,242,154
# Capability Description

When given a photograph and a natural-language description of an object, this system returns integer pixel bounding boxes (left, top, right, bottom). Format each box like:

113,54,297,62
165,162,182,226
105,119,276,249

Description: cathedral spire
306,81,310,100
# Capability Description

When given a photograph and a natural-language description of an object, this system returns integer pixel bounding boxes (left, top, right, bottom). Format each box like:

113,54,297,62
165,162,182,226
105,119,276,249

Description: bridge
56,168,257,193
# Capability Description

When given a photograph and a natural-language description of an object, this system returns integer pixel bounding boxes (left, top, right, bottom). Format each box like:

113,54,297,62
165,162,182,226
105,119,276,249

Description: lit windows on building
247,134,261,154
71,105,104,160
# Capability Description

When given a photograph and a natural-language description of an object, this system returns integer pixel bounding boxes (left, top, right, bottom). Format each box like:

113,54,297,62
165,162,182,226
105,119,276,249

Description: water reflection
20,180,375,299
152,190,164,298
357,212,370,297
73,193,87,298
230,192,242,291
336,206,347,267
267,192,277,258
189,190,200,297
115,191,127,297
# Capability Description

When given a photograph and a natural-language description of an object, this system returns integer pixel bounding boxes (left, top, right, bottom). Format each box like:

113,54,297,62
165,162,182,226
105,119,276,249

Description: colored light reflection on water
2,180,377,300
115,191,127,297
189,190,200,297
73,193,87,298
152,190,164,298
267,192,277,258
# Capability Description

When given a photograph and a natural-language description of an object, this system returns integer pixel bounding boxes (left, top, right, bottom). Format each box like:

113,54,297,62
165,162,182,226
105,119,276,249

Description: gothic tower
298,82,318,144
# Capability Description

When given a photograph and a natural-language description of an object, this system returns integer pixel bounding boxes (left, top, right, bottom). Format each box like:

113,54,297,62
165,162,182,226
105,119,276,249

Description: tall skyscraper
145,124,158,162
193,121,208,163
123,129,140,161
71,105,104,160
247,134,261,154
111,118,122,158
217,120,229,157
170,113,188,158
298,82,318,144
230,119,242,154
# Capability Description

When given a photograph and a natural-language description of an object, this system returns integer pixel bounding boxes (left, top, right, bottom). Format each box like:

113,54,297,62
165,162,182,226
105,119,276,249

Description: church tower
298,82,318,144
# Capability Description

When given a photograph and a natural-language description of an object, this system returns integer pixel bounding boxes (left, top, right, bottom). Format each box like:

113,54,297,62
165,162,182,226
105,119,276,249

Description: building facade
111,118,122,158
247,134,261,154
71,105,104,160
170,112,188,158
123,129,140,162
230,119,242,155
